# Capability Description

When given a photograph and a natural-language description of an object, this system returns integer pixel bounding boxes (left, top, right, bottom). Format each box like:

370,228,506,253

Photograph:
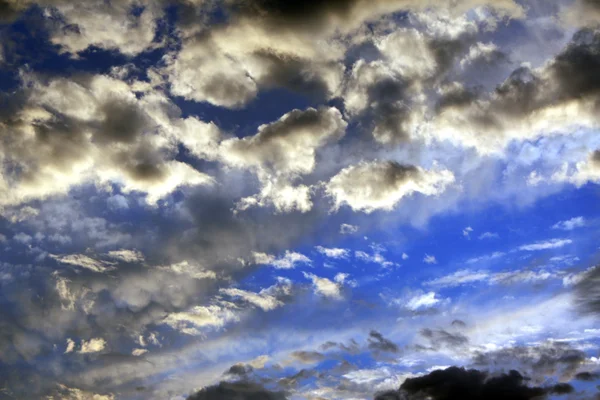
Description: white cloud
326,160,455,213
64,338,75,354
50,254,115,273
478,232,499,240
219,286,283,311
462,226,473,238
552,216,586,231
406,291,441,310
160,261,217,280
423,254,437,264
519,238,573,251
79,338,107,354
106,249,144,263
426,269,490,287
466,251,505,265
355,250,396,268
303,272,343,299
132,348,149,356
252,251,311,269
162,305,239,336
340,224,359,234
316,246,349,259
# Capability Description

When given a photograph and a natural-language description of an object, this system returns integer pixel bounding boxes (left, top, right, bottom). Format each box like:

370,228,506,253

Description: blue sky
0,0,599,399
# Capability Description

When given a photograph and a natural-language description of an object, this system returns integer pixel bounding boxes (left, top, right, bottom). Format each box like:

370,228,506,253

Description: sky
0,0,599,399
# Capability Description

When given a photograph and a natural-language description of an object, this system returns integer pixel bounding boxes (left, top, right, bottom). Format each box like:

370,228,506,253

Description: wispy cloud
519,239,573,251
552,216,586,231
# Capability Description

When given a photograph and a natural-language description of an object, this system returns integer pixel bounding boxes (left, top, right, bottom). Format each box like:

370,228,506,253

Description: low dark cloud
187,381,287,400
377,367,573,400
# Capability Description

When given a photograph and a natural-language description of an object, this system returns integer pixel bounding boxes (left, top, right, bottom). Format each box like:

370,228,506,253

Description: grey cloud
472,342,587,382
290,350,325,364
419,328,469,350
432,28,600,153
574,265,600,315
368,330,399,353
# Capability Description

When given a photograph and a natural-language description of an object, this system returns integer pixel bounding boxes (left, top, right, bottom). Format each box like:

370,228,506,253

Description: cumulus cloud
552,216,586,231
428,29,600,154
219,280,292,311
407,292,442,310
340,224,359,234
303,272,344,299
316,246,350,259
326,161,455,213
252,251,311,269
79,338,107,354
0,73,215,206
162,305,239,336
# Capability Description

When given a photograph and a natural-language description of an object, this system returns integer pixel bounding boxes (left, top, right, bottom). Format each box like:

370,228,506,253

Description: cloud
419,328,469,349
162,305,240,336
303,272,344,299
552,216,586,231
519,239,573,251
427,268,557,287
316,246,350,259
0,73,215,207
478,232,499,240
290,350,325,364
368,330,399,353
221,107,346,177
472,341,587,382
382,366,572,400
219,280,291,311
462,226,473,238
252,251,311,269
427,28,600,154
574,265,600,315
407,292,442,311
423,254,437,264
187,381,287,400
106,249,144,263
50,254,116,273
355,249,396,268
326,161,455,213
340,224,359,234
79,338,107,354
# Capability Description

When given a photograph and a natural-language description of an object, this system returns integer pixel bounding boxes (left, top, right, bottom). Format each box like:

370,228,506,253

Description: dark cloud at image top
0,0,599,399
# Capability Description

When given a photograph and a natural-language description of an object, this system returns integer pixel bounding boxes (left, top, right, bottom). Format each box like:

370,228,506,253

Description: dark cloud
574,265,600,315
472,342,586,382
225,363,254,377
382,367,572,400
229,0,358,31
368,330,399,353
187,381,287,400
575,371,600,381
251,49,337,101
451,319,467,328
419,328,469,350
290,350,325,364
